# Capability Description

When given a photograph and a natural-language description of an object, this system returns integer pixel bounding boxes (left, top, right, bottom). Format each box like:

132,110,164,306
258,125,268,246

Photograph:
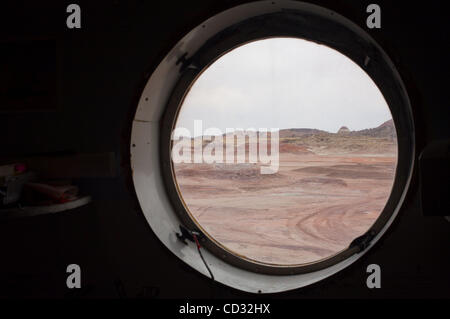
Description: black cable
193,233,215,281
176,225,215,280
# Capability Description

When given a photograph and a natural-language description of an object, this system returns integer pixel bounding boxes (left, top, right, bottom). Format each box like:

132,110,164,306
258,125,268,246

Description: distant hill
278,119,396,139
183,119,397,155
350,119,396,139
194,120,396,140
279,128,327,138
276,120,397,154
337,126,350,134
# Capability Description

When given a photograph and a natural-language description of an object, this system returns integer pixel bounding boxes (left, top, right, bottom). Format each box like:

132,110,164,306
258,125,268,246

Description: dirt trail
174,140,397,265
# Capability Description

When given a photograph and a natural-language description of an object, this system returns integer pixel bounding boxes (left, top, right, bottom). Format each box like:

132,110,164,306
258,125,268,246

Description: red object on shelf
14,163,27,174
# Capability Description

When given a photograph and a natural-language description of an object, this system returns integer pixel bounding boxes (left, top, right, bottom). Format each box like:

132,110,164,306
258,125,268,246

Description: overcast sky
175,37,392,136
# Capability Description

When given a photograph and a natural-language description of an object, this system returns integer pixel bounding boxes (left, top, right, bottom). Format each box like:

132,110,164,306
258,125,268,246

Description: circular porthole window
168,37,398,268
131,1,415,292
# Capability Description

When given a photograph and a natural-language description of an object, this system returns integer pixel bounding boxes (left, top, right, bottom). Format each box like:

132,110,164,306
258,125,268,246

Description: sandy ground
173,142,397,265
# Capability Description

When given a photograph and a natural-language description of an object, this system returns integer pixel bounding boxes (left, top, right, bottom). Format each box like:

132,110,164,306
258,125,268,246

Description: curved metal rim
159,10,415,275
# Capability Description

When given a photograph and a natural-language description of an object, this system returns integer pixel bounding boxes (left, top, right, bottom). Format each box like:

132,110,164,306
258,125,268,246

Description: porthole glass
170,38,398,266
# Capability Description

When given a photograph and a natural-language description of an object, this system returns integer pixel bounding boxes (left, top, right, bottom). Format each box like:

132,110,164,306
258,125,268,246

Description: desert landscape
173,120,397,265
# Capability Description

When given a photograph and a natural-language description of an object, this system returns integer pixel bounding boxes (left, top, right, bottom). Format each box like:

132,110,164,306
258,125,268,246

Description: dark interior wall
0,0,448,298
